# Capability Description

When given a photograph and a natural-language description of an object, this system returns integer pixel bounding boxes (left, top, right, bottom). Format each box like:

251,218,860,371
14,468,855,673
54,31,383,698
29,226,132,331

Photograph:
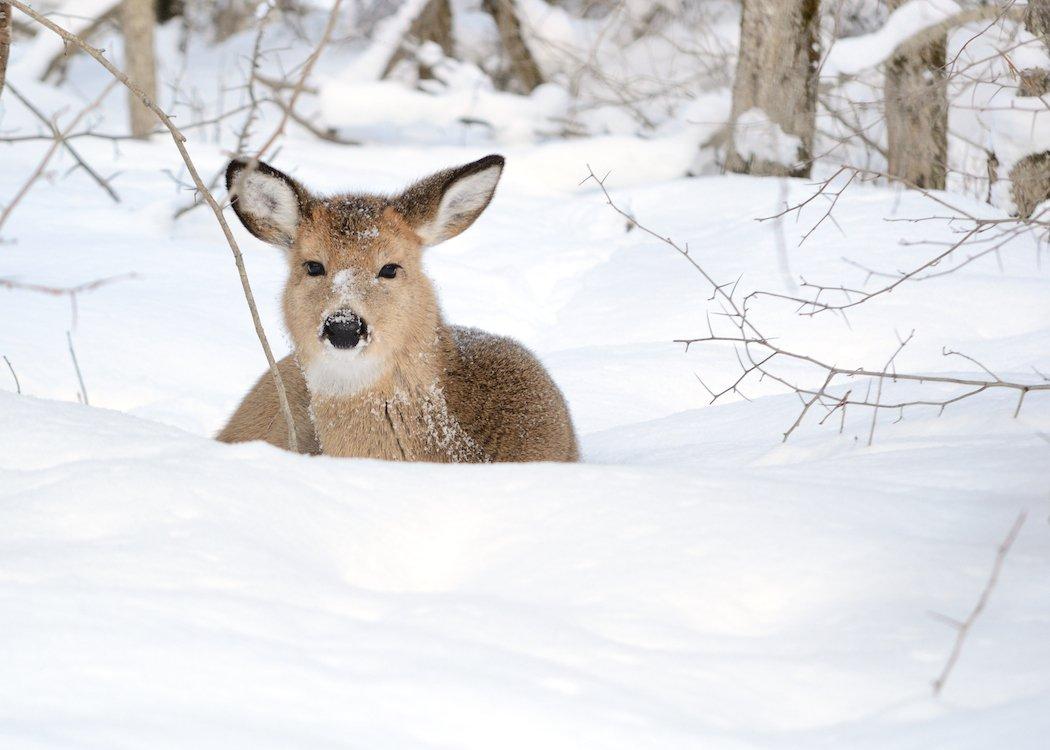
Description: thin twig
5,83,121,203
931,511,1027,696
0,79,118,234
253,0,344,161
66,330,88,404
11,0,299,452
1,273,138,327
2,354,20,394
584,166,1050,442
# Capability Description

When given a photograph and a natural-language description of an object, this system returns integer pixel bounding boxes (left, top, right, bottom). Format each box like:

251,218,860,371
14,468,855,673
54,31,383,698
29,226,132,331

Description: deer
216,154,579,463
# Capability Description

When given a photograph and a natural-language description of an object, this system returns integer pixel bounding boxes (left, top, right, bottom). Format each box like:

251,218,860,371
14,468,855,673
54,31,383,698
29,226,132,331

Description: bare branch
2,354,19,394
5,83,121,203
1,273,138,327
9,0,300,452
932,511,1027,696
253,0,344,161
0,79,118,235
66,330,88,405
584,166,1050,442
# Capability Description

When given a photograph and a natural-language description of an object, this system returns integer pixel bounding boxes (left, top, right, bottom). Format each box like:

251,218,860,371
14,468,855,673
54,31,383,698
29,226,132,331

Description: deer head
226,154,505,396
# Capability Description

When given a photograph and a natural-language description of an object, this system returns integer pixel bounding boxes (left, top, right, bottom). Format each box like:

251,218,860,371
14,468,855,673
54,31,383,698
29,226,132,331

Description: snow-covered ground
2,10,1050,749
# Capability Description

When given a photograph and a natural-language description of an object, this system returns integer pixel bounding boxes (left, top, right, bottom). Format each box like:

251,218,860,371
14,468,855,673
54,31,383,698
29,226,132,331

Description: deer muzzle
322,312,368,350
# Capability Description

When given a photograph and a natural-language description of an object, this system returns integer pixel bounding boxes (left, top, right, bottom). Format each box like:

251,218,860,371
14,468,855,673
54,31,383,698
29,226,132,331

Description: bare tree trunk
1010,152,1050,218
121,0,157,138
1010,0,1050,217
381,0,454,80
725,0,820,178
483,0,543,93
1017,1,1049,98
0,1,11,99
884,0,947,189
1026,0,1050,37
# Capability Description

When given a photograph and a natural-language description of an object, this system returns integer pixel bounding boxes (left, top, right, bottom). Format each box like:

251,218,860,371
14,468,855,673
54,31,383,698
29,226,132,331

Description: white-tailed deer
217,155,578,462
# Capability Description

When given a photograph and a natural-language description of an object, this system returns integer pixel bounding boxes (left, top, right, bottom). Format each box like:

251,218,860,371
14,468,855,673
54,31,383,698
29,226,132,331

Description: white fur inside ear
418,165,501,245
238,170,299,242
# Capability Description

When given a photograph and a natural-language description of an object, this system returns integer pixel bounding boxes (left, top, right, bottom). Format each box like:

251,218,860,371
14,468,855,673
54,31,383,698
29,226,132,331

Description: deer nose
323,313,368,349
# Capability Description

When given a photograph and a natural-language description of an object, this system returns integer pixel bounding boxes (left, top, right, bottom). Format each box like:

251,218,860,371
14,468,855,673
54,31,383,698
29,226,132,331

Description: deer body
217,155,578,463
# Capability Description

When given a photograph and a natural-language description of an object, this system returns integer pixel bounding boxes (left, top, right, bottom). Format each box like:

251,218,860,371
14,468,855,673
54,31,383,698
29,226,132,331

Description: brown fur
217,155,578,463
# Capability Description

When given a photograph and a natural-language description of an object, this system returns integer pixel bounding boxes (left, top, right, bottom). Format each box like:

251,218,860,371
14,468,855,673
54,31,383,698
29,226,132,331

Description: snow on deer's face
225,155,505,396
284,198,439,396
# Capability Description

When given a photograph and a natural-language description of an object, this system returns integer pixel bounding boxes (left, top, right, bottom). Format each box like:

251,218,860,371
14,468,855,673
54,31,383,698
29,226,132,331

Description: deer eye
304,261,326,277
378,263,400,279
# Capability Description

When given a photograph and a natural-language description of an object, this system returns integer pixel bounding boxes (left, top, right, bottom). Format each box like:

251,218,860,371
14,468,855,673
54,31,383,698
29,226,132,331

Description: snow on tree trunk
1011,0,1050,217
1010,152,1050,218
483,0,543,94
725,0,819,178
381,0,454,80
0,1,10,99
884,0,947,190
121,0,157,138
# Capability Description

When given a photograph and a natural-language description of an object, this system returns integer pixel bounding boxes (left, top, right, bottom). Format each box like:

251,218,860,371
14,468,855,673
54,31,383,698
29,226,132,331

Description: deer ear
226,159,309,248
395,154,505,246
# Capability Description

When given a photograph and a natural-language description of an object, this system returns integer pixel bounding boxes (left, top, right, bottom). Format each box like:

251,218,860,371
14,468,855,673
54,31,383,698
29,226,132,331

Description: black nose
323,313,368,349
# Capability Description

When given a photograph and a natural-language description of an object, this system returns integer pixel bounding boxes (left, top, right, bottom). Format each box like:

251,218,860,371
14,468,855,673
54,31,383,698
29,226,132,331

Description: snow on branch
823,0,1022,77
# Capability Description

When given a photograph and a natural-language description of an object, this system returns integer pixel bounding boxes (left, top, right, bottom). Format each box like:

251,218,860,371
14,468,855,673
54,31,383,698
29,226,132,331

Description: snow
2,7,1050,749
823,0,962,77
816,6,1050,214
8,0,122,80
320,78,572,144
731,107,803,167
334,0,432,82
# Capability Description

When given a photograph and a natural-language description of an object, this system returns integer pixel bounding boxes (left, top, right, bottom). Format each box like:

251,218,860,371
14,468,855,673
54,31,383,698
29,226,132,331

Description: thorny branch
8,0,300,452
750,166,1050,317
584,166,1049,442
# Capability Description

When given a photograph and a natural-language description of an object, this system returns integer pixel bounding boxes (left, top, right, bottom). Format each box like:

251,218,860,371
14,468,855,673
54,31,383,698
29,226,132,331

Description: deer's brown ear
226,159,310,248
394,154,505,246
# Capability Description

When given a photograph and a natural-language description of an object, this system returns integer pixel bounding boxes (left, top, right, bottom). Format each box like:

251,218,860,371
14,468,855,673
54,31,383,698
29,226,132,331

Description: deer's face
226,155,505,396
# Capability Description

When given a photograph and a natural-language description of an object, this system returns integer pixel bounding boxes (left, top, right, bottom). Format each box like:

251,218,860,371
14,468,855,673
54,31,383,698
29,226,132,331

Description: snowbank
2,9,1049,747
1,383,1048,748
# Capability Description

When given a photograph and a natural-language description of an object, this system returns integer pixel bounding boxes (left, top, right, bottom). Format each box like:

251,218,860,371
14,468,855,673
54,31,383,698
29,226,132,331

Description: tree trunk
884,0,947,189
1010,152,1050,218
121,0,157,138
381,0,454,80
1017,0,1050,96
0,1,11,100
1026,0,1050,38
483,0,543,93
1010,0,1050,217
725,0,820,178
